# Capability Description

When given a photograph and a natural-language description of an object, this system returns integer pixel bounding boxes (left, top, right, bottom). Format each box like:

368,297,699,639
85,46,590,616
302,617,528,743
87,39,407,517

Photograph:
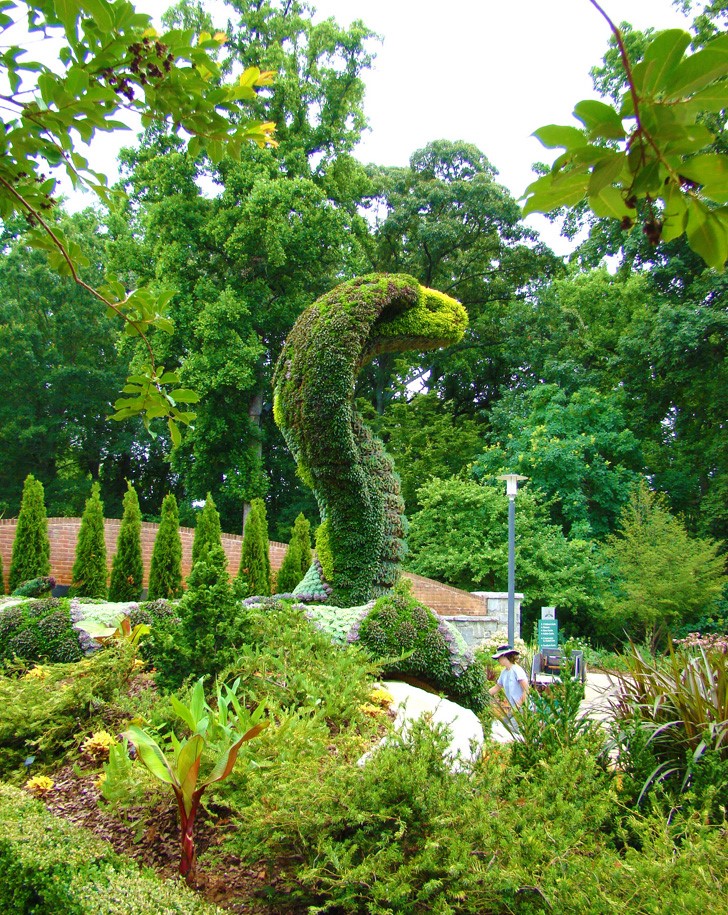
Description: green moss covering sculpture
273,274,467,606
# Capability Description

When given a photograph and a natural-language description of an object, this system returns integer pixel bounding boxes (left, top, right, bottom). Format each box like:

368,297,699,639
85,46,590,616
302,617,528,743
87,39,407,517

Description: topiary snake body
273,273,467,606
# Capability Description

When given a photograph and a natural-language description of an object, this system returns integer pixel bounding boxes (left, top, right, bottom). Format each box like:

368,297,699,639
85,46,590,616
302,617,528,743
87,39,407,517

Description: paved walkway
365,673,627,760
581,671,622,721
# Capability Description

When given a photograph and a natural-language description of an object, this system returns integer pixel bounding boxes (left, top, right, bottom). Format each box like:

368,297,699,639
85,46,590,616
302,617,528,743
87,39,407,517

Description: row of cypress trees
2,475,311,599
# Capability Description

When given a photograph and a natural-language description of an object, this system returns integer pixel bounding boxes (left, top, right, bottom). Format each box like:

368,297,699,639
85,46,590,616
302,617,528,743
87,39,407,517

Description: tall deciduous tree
0,211,137,517
1,0,277,433
111,0,376,531
364,139,562,417
8,474,51,592
373,394,484,516
148,493,183,600
109,482,144,601
406,476,603,637
473,384,643,539
71,482,108,598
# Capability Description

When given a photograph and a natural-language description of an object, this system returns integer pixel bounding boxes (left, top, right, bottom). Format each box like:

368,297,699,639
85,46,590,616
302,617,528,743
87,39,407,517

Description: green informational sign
538,619,559,650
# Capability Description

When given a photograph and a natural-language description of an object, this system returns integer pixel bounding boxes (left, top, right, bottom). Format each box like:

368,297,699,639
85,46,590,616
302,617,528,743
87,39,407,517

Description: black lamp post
498,473,527,646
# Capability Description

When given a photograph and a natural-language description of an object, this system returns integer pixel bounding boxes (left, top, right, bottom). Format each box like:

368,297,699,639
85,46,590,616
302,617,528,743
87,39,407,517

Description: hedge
0,783,223,914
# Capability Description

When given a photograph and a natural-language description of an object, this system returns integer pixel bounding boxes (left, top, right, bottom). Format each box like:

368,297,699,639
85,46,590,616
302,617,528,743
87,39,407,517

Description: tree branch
0,174,157,370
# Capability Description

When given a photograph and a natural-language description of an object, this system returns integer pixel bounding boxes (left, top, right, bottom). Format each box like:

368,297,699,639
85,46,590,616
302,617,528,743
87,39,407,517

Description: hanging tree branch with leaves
0,0,277,441
522,0,728,271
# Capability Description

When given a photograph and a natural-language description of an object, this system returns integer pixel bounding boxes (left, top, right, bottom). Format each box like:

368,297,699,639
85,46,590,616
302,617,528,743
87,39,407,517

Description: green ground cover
0,593,725,914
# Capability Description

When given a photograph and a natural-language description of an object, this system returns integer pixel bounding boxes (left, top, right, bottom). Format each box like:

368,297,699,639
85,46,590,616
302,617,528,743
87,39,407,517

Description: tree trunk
243,391,264,532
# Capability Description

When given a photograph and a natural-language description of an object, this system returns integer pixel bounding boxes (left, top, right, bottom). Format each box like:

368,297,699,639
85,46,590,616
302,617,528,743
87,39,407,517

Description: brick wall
0,518,488,619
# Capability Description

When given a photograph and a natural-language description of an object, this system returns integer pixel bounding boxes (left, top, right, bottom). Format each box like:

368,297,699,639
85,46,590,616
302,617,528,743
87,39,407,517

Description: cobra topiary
273,274,467,607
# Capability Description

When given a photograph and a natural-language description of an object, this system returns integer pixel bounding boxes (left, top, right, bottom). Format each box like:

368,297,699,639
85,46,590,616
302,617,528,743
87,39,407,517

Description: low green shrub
147,549,246,692
223,601,378,725
0,647,134,779
11,575,55,598
0,597,82,664
507,666,604,771
0,783,223,913
350,583,487,712
221,708,727,915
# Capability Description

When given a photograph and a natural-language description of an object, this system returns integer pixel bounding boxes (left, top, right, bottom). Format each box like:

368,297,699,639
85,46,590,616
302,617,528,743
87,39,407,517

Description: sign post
538,607,558,650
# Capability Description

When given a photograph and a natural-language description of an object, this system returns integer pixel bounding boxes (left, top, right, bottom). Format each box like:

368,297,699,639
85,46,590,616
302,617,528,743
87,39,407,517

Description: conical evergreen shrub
294,512,312,576
191,493,223,568
238,498,270,596
71,482,108,598
152,545,237,692
276,513,312,593
276,535,302,594
108,483,143,601
148,494,183,600
9,474,51,592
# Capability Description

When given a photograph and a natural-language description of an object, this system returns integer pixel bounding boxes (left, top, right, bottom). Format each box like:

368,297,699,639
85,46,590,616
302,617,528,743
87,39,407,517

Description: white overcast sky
308,0,690,250
56,0,691,252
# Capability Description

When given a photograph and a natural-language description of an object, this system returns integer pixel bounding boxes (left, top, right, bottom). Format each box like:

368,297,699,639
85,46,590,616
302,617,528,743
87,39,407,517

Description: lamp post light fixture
498,473,527,646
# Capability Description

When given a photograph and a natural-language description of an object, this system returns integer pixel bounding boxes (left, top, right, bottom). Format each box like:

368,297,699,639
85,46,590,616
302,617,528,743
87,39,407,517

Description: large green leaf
170,695,198,733
588,153,626,196
660,184,689,243
638,30,692,96
189,677,207,731
665,33,728,100
55,0,81,37
177,735,204,814
678,154,728,190
521,171,590,216
123,726,175,785
80,0,115,31
202,721,269,788
686,200,728,271
589,186,633,220
532,124,587,150
573,100,625,140
685,82,728,113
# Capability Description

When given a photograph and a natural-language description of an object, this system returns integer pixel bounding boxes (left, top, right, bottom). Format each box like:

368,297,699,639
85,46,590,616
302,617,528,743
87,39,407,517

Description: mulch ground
42,758,299,913
38,671,306,913
35,670,395,912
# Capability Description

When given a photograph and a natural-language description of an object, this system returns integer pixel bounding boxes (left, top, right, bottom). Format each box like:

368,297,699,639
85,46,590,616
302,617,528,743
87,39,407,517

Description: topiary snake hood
273,273,467,607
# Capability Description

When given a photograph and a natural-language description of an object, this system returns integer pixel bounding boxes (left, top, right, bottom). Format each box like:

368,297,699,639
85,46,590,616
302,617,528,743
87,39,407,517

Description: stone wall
441,592,524,649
